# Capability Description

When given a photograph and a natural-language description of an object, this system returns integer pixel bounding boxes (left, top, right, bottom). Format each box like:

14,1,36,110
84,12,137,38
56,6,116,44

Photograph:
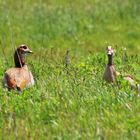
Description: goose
2,44,35,91
103,46,137,88
103,46,118,82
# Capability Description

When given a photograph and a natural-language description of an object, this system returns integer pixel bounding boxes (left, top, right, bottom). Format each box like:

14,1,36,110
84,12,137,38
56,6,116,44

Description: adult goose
103,46,136,88
3,44,34,91
103,46,118,82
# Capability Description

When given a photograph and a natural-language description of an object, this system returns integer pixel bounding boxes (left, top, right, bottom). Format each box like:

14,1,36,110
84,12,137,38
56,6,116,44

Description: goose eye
22,46,27,49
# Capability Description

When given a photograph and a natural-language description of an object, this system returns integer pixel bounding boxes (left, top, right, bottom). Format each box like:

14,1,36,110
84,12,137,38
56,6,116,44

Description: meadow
0,0,140,139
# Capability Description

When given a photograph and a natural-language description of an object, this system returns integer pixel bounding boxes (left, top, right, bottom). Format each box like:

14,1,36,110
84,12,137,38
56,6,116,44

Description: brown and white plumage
103,46,118,82
103,46,137,88
3,44,34,91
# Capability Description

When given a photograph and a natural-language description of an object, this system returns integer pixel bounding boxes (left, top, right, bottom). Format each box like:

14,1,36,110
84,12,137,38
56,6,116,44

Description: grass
0,0,140,139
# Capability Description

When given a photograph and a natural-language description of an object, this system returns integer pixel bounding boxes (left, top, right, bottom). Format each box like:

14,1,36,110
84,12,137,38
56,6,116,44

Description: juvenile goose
103,46,138,89
3,44,34,91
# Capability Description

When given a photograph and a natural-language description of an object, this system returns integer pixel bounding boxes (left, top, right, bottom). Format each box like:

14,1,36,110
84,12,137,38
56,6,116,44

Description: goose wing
3,68,28,90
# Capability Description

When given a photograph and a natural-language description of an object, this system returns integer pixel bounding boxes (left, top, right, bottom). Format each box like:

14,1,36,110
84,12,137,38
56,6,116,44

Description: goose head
14,44,33,68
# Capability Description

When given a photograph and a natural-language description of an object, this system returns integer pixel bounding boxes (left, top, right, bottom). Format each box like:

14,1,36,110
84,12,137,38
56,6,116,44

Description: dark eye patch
22,45,27,49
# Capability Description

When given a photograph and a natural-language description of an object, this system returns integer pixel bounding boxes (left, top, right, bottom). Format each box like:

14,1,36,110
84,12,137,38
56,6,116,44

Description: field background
0,0,140,139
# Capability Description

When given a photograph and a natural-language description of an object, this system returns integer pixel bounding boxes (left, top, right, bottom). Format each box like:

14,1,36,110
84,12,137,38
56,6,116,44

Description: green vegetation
0,0,140,139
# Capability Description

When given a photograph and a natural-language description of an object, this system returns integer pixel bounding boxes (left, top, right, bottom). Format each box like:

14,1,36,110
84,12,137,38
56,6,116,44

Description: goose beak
107,50,112,55
27,49,33,53
28,50,33,53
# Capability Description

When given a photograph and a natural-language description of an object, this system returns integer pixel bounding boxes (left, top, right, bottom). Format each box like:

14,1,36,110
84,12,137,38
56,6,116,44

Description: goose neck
14,50,25,68
108,55,113,66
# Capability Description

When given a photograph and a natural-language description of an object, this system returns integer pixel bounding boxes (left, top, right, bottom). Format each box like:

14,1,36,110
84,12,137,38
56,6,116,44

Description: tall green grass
0,0,140,139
